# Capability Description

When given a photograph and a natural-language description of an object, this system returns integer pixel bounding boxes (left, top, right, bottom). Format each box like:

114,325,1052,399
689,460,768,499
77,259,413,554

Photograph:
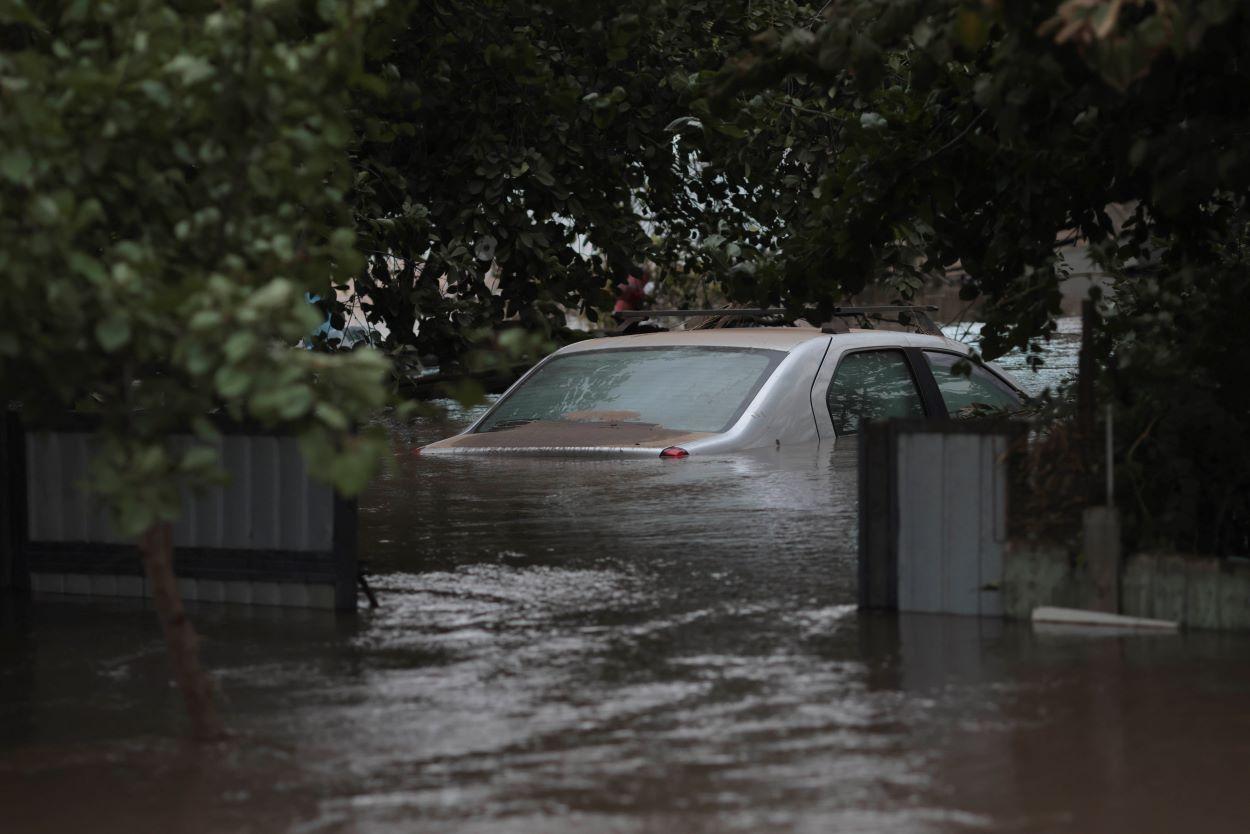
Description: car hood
420,420,712,456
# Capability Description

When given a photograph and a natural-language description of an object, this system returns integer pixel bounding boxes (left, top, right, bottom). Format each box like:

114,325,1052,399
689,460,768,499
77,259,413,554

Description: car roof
558,326,971,355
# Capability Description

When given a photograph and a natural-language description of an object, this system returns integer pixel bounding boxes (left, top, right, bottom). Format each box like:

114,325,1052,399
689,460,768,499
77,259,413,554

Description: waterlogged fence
1,413,358,610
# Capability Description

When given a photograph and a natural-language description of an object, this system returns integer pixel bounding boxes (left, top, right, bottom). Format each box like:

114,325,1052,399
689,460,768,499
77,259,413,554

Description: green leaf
275,385,313,419
223,332,259,362
214,365,251,398
180,445,221,473
329,227,356,250
188,310,222,332
182,343,213,376
250,278,294,310
95,316,131,352
0,149,32,183
326,431,387,496
164,53,215,85
315,402,350,431
67,252,107,284
139,79,171,107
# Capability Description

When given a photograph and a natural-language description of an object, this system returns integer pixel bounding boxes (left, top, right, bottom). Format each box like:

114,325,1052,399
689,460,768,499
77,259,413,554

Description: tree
347,0,818,365
705,0,1250,351
0,0,391,738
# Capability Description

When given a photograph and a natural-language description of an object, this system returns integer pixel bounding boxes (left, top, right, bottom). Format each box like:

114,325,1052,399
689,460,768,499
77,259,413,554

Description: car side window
923,351,1023,418
826,350,925,435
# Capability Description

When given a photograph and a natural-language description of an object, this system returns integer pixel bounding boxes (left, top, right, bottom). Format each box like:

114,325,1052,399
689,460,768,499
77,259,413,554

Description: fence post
1,412,29,592
858,420,898,610
333,495,359,612
1076,301,1121,612
1077,300,1102,506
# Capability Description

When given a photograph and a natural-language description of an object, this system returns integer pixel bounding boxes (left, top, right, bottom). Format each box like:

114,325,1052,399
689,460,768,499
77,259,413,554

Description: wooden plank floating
1031,606,1178,631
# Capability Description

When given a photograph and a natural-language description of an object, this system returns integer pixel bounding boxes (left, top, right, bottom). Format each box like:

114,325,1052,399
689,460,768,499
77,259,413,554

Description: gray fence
859,419,1020,617
1,413,358,610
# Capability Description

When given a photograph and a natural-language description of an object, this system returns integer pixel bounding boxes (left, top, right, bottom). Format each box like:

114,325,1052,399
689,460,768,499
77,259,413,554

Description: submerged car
420,308,1027,458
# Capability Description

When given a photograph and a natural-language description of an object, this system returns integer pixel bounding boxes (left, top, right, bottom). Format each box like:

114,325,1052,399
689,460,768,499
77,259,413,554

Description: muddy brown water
4,320,1250,833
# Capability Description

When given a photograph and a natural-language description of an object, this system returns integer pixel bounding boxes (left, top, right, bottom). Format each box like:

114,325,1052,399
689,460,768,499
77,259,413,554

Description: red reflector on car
413,446,423,456
659,446,689,458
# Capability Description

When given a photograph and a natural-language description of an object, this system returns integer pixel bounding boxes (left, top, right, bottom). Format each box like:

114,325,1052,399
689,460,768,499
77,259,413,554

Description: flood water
4,319,1250,833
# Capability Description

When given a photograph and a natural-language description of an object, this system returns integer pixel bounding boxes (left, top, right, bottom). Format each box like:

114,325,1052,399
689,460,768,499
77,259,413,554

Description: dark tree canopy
707,0,1250,354
348,0,817,362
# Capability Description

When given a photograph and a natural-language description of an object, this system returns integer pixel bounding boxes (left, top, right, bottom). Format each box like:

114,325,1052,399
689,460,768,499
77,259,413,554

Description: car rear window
475,347,785,435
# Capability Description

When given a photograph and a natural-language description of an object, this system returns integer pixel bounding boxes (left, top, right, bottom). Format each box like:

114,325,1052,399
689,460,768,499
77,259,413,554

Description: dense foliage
708,0,1250,553
348,0,818,362
1102,224,1250,555
0,0,390,533
707,1,1242,350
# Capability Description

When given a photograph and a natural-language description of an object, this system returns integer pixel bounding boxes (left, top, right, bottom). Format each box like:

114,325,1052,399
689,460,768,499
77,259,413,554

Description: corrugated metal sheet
895,430,1007,617
25,433,334,552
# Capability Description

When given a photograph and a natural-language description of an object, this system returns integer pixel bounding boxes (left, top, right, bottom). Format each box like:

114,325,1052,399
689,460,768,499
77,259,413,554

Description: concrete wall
1122,554,1250,631
1003,547,1250,631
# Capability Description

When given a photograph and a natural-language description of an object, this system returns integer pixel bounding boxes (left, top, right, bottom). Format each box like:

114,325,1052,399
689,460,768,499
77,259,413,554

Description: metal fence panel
860,420,1014,618
1,414,355,610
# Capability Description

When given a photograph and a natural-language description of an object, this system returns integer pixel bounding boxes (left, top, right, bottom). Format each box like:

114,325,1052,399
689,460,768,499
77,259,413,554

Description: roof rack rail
822,305,942,336
613,308,788,319
609,308,792,336
830,305,939,314
609,304,943,336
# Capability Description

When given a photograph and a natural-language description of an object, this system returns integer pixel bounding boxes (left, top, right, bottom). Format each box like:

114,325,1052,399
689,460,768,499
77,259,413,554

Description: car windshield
476,347,786,434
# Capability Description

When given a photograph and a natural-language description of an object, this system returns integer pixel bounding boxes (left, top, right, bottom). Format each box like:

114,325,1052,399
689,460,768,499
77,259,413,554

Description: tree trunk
137,523,227,742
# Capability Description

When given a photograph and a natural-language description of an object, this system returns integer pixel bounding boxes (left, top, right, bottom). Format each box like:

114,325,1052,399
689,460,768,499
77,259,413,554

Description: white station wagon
420,308,1027,458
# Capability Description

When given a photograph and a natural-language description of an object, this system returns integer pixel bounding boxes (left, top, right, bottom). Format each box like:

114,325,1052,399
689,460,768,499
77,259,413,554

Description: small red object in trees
613,275,647,312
